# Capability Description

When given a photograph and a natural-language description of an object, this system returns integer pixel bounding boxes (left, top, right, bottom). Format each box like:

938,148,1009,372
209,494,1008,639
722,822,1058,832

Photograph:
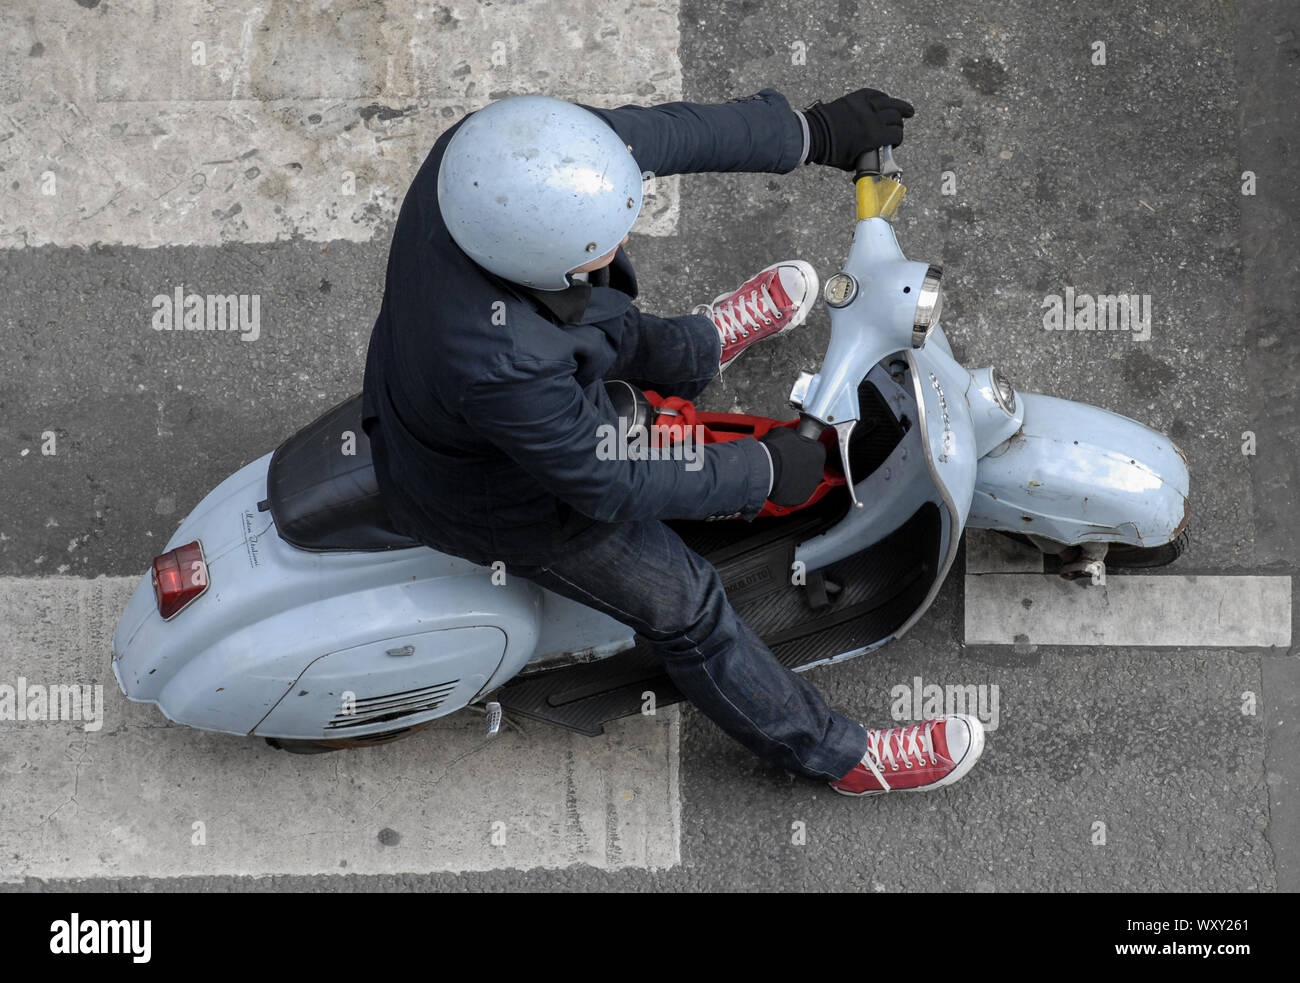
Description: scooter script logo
928,372,956,462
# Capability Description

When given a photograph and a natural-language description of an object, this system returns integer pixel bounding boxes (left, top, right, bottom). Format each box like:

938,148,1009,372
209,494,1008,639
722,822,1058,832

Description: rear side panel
112,454,548,737
254,626,507,739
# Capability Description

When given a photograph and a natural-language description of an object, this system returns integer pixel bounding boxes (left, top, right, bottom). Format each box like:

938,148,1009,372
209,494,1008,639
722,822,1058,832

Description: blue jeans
502,520,870,781
492,310,869,782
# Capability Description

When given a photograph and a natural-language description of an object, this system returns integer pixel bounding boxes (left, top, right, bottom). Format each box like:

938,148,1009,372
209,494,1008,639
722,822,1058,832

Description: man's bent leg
607,310,721,401
503,520,869,781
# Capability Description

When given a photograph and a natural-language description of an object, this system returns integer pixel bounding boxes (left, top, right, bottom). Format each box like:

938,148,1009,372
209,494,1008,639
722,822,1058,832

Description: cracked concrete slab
0,0,682,248
0,577,681,881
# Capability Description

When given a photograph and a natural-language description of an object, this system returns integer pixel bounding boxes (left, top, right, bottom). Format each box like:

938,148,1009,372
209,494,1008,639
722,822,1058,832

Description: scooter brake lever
831,419,864,510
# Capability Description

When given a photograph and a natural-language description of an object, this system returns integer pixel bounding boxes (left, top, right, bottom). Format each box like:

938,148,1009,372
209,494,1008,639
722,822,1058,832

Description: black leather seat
265,393,423,552
266,380,649,553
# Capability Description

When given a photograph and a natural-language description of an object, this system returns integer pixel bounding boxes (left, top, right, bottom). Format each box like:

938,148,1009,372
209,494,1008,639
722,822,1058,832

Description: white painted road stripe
0,0,682,248
964,528,1044,574
0,577,680,881
964,573,1292,648
966,529,1292,647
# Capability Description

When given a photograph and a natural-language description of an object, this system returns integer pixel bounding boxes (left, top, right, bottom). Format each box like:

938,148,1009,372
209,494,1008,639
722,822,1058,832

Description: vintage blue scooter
111,146,1190,751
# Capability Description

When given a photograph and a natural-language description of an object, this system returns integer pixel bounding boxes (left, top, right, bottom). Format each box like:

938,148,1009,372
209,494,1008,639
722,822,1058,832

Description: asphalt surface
1,0,1296,892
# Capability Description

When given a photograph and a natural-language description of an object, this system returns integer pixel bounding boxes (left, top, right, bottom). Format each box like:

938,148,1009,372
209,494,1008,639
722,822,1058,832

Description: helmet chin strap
565,262,610,287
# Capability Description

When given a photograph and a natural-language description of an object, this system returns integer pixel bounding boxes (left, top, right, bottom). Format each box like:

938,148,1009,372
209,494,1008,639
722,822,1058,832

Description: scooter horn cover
438,95,644,290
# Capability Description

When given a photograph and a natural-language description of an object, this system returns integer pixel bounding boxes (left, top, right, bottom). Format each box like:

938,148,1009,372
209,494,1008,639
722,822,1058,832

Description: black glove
803,88,915,171
758,427,827,508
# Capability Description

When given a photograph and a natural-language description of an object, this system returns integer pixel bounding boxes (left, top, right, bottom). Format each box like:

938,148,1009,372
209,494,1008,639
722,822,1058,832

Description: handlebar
785,144,906,492
796,414,826,441
790,147,902,445
852,144,902,182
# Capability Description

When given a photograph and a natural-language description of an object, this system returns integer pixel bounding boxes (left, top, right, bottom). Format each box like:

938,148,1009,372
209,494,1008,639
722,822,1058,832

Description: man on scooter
361,86,986,795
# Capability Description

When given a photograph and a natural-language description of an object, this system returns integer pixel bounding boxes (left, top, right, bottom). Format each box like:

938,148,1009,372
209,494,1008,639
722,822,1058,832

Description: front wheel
994,527,1189,569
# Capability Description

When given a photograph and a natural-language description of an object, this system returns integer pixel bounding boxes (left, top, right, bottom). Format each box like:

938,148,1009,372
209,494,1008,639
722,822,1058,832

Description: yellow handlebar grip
855,176,907,221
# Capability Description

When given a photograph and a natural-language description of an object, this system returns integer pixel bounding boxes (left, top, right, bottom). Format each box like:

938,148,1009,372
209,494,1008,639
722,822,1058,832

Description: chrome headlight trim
991,367,1016,414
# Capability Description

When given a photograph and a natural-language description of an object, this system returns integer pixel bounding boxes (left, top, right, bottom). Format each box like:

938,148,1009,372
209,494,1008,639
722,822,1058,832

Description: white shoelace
859,720,940,792
711,279,784,344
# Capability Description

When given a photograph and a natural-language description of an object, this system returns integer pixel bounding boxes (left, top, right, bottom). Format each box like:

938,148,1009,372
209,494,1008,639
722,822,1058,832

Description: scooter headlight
911,265,944,347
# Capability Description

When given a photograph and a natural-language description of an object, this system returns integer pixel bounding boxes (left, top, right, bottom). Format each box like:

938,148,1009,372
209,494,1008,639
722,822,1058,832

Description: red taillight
151,540,209,620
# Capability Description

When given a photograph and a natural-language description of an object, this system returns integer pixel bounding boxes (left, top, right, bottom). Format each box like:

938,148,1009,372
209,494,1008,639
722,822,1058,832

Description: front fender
968,392,1190,547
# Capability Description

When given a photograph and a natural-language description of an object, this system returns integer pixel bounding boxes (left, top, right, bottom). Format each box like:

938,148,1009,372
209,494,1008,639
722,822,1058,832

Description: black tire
264,737,339,755
993,527,1189,569
1101,527,1190,567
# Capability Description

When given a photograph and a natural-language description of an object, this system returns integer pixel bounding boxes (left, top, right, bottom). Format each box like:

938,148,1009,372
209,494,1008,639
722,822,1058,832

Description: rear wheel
263,722,431,754
263,737,338,754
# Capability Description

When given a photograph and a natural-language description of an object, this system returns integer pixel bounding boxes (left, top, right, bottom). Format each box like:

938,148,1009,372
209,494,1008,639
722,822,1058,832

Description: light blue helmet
437,95,644,291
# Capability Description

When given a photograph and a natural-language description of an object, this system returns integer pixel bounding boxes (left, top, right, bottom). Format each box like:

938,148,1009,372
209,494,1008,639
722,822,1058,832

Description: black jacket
361,89,806,565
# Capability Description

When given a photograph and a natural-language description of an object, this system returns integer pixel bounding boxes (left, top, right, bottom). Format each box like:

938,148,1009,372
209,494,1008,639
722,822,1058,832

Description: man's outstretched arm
576,86,914,178
576,88,807,177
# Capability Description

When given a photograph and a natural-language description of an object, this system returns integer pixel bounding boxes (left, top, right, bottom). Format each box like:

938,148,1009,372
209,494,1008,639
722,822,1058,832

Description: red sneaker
830,715,986,796
693,260,819,371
